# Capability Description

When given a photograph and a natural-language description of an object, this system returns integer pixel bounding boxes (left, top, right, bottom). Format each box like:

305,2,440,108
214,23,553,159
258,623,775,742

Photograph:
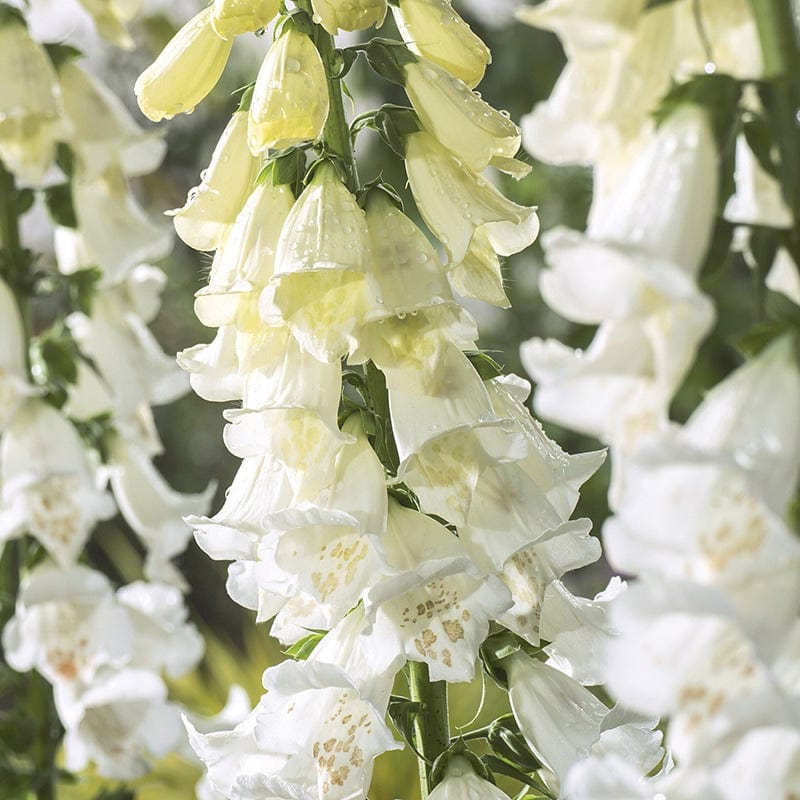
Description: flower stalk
408,661,450,797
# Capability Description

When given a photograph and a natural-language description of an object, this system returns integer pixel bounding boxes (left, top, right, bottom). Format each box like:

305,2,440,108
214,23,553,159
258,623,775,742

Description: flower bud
310,0,387,34
429,755,513,800
248,26,330,154
211,0,281,39
134,7,232,122
392,0,490,88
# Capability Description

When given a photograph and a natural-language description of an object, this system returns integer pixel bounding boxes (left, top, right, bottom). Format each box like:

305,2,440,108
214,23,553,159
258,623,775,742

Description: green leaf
743,115,780,179
66,266,103,315
488,715,542,772
733,322,797,358
283,630,326,660
481,755,554,799
43,183,77,229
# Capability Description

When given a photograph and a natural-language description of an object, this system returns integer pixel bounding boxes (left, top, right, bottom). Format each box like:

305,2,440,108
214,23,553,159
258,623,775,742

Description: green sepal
66,266,103,316
43,42,82,69
304,153,350,187
55,143,75,179
258,147,308,196
44,183,77,229
330,47,359,80
466,351,504,382
373,104,421,158
387,695,427,762
15,187,34,215
742,113,781,179
364,38,419,86
487,714,542,773
358,177,404,211
478,628,529,689
235,83,256,113
480,755,555,799
73,413,115,463
283,629,327,660
275,7,313,39
733,323,798,359
429,739,493,790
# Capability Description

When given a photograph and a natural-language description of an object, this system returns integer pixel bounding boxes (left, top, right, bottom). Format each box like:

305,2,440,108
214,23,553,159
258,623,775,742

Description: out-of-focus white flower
392,0,490,88
58,59,166,179
723,134,794,228
766,248,800,306
248,26,329,154
0,401,115,566
211,0,280,39
2,563,132,686
0,17,66,183
168,111,261,253
0,277,32,430
75,0,143,49
429,755,513,800
135,6,232,121
310,0,386,35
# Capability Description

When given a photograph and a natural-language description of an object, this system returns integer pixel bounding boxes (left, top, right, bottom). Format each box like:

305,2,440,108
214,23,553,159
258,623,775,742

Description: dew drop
286,57,302,73
704,61,716,74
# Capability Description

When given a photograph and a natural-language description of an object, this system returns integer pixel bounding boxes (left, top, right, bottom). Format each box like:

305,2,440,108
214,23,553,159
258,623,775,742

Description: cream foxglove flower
248,26,329,154
178,325,243,402
311,0,387,35
392,0,490,88
723,133,793,228
265,162,372,361
766,248,800,307
403,58,523,176
188,659,401,800
76,0,142,49
168,111,262,253
0,17,65,183
135,7,232,122
428,756,513,800
2,563,133,687
405,131,539,265
0,401,116,567
58,59,166,180
211,0,281,39
0,277,32,431
59,668,184,779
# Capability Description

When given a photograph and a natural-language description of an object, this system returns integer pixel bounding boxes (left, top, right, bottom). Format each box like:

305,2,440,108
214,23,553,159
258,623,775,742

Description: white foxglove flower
766,248,800,306
211,0,280,39
76,0,143,49
125,263,168,325
311,0,387,34
265,162,372,361
135,6,233,121
188,659,401,800
428,755,513,800
0,17,66,183
392,0,490,88
63,361,114,422
107,436,215,586
405,130,539,265
59,668,184,779
168,111,262,252
248,26,329,154
0,276,32,430
0,401,115,566
58,59,166,179
178,324,243,402
2,563,133,686
723,134,793,228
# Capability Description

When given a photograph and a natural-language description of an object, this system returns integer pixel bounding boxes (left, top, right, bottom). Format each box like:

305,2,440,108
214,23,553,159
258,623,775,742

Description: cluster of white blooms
0,6,216,780
519,2,800,798
131,0,668,797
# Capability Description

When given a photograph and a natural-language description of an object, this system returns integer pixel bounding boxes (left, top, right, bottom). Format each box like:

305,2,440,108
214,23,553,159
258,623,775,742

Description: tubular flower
392,0,490,88
428,756,514,800
311,0,387,35
75,0,143,49
211,0,281,39
0,277,33,431
248,25,330,154
168,111,262,252
134,7,233,122
0,16,65,183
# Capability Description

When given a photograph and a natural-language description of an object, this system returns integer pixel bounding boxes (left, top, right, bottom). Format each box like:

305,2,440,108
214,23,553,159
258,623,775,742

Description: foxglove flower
311,0,387,35
76,0,143,49
766,248,800,307
0,277,32,430
211,0,281,39
428,756,513,800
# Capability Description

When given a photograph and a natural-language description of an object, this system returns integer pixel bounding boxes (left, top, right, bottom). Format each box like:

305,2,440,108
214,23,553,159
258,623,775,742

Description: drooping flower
75,0,143,49
0,276,33,431
310,0,387,35
428,756,514,800
211,0,281,39
134,7,233,122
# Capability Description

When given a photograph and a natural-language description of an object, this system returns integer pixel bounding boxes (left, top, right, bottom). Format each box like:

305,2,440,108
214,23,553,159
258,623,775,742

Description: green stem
408,663,450,797
747,0,800,77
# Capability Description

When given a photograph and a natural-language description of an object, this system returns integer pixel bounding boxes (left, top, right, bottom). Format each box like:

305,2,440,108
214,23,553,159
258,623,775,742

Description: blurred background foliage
44,0,797,796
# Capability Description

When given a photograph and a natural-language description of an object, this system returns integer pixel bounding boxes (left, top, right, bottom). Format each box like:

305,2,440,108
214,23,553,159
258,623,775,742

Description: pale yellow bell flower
167,111,262,252
134,7,232,122
392,0,490,88
212,0,281,39
76,0,142,50
310,0,387,34
405,130,539,264
448,229,510,308
404,59,522,175
0,19,65,183
248,26,330,154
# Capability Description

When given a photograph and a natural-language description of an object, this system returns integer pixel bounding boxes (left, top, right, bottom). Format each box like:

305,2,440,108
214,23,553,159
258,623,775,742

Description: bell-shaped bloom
76,0,143,49
767,247,800,307
265,163,372,361
211,0,281,39
107,436,216,587
392,0,491,88
188,659,401,800
311,0,387,34
58,59,166,180
0,18,65,183
428,756,514,800
178,324,243,403
516,0,646,51
2,563,133,687
135,7,233,122
59,668,184,779
405,131,539,264
248,26,329,154
0,277,32,431
723,134,794,228
55,166,173,284
404,58,522,175
168,111,262,252
365,502,511,682
0,401,116,566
